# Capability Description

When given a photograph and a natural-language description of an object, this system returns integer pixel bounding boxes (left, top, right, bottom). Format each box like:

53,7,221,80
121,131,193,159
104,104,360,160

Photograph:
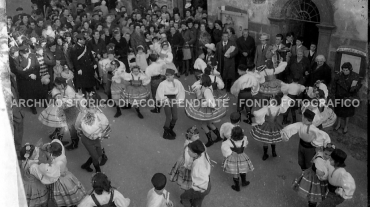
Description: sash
77,46,87,61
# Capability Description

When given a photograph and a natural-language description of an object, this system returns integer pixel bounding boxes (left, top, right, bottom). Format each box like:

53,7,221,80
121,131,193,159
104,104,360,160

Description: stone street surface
21,75,367,207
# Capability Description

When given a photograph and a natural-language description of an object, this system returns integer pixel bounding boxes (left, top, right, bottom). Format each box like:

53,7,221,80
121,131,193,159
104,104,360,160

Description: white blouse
220,122,238,140
258,61,288,82
194,58,207,72
312,151,330,181
221,136,248,157
281,82,306,96
156,79,185,102
146,188,170,207
191,153,211,192
78,189,131,207
326,166,356,199
231,72,260,96
145,61,166,77
253,95,291,125
281,122,331,147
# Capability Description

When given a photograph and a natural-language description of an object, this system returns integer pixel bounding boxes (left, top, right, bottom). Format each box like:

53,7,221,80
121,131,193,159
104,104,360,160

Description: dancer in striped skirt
221,126,254,192
251,94,289,160
169,126,200,190
185,74,227,147
292,144,335,207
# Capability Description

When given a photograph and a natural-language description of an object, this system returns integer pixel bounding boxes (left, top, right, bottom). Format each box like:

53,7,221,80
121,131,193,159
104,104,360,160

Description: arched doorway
284,0,320,48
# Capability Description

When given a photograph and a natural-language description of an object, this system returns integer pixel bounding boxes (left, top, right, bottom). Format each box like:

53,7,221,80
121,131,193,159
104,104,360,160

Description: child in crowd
146,173,174,207
169,126,200,190
193,50,207,80
136,45,149,72
220,112,241,141
61,65,74,88
221,126,254,192
53,60,63,80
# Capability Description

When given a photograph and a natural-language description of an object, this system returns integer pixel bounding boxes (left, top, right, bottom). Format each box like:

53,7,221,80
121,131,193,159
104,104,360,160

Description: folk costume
221,133,254,191
292,150,330,205
180,140,212,207
136,45,149,72
110,60,130,117
319,150,356,207
156,69,185,140
158,41,178,74
281,82,306,125
145,57,166,113
121,66,151,118
169,126,200,190
76,101,110,173
258,60,287,97
185,79,227,147
193,57,207,80
78,189,131,207
250,95,290,160
230,65,261,124
47,139,86,206
219,112,241,141
20,145,48,207
146,173,173,207
281,110,331,171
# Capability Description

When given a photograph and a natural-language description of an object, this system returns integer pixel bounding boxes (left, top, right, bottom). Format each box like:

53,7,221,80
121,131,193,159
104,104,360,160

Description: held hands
242,52,248,57
305,71,309,76
316,169,325,178
166,201,173,207
29,74,36,80
78,70,82,75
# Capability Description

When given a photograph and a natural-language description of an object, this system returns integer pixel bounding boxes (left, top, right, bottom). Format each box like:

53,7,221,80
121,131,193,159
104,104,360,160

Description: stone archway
268,0,336,59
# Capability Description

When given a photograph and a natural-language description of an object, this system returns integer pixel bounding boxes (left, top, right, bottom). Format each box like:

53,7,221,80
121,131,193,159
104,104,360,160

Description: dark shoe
334,124,341,131
308,202,317,207
66,140,78,151
240,173,250,187
185,72,189,76
136,108,144,119
93,164,101,173
121,103,132,109
100,148,108,166
262,146,269,161
61,141,70,146
212,128,223,143
169,124,176,137
163,127,175,140
271,144,277,157
231,178,240,192
81,158,93,172
343,128,348,134
150,107,160,113
114,107,122,118
205,132,214,147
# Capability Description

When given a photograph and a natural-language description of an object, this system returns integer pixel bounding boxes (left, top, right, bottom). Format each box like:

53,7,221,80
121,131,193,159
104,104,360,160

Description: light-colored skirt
222,152,254,174
111,81,127,104
185,101,227,122
292,168,329,202
53,171,86,206
23,175,48,207
122,85,150,104
39,105,67,128
169,155,192,190
251,121,283,144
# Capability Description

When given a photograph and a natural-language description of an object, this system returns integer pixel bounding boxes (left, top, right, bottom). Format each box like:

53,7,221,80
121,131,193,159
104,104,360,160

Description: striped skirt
39,105,67,128
53,171,86,206
222,152,254,175
185,100,227,122
251,121,283,144
111,81,127,104
24,176,48,207
259,79,282,97
213,89,229,100
292,168,329,202
122,85,150,105
169,155,192,190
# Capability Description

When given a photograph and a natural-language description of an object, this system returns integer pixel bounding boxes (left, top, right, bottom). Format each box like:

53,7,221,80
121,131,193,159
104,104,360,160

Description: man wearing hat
146,173,173,207
215,31,238,92
70,34,98,95
254,34,269,68
281,109,331,171
180,139,211,207
231,64,261,124
236,29,256,66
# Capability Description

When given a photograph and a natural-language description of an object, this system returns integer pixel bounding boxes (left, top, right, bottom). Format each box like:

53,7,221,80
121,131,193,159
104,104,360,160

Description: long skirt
292,168,329,203
182,47,192,60
39,105,67,128
169,155,192,190
251,120,283,144
53,171,86,206
317,191,345,207
185,100,227,122
23,176,48,207
111,81,127,104
259,79,282,97
321,107,337,128
334,98,357,118
213,89,229,100
122,85,150,105
222,152,254,174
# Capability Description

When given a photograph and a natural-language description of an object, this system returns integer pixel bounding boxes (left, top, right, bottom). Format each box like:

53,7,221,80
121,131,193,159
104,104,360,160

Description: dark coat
254,44,268,67
216,40,238,80
212,29,222,44
331,71,362,99
130,31,147,54
87,38,107,57
15,54,46,100
236,35,256,66
306,62,332,86
110,36,129,58
43,49,56,84
168,31,184,48
10,73,24,124
286,56,310,84
71,43,97,88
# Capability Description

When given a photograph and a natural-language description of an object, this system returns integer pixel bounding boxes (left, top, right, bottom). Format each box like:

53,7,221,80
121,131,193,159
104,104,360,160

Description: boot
243,112,252,124
49,128,61,140
121,103,132,109
169,123,176,137
212,128,223,143
205,132,214,147
163,127,175,140
65,138,78,151
100,148,108,166
240,173,250,187
93,164,101,173
231,177,240,192
114,106,122,118
136,108,144,119
271,144,277,157
81,157,93,172
150,106,160,113
56,130,69,146
308,202,317,207
262,146,269,161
